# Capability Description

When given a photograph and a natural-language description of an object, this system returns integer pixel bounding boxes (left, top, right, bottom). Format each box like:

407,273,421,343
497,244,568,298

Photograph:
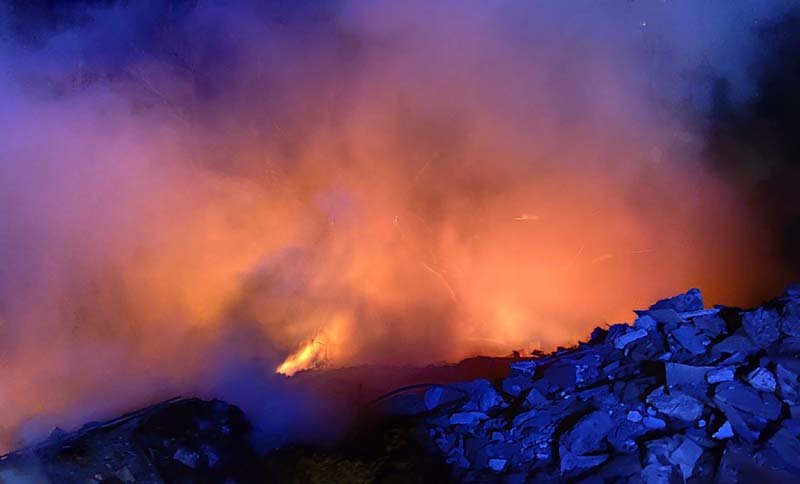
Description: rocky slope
2,285,800,483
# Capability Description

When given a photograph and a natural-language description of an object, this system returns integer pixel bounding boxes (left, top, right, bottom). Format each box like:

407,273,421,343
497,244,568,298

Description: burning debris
3,285,800,482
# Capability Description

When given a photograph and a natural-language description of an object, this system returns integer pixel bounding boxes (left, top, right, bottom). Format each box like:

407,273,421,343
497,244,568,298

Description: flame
276,338,325,376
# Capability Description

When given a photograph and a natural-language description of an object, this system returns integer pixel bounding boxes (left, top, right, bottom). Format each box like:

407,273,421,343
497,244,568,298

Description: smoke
0,0,796,450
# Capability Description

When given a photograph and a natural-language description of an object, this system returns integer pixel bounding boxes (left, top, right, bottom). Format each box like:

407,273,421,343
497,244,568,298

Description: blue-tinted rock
649,288,704,313
741,307,780,348
782,300,800,337
665,363,711,389
643,417,666,430
646,386,704,421
706,366,736,384
714,381,782,421
690,313,727,337
510,360,537,375
612,328,648,349
453,379,504,412
784,284,800,299
746,367,777,392
449,412,488,426
562,411,613,455
669,326,709,355
502,374,533,397
634,314,658,331
559,446,608,474
712,420,734,439
488,458,507,472
669,438,703,480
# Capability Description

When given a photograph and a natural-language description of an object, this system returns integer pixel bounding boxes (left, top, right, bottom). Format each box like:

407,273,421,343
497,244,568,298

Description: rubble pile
0,398,261,483
414,285,800,482
3,286,800,483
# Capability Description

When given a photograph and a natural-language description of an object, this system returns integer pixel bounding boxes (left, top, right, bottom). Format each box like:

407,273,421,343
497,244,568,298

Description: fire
276,338,326,376
0,0,792,452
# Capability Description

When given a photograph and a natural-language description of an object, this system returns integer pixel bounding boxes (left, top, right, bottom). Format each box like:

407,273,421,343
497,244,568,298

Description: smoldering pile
407,285,800,482
3,286,800,484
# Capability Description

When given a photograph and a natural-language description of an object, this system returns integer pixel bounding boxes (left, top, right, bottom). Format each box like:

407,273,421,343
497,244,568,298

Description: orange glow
0,1,793,452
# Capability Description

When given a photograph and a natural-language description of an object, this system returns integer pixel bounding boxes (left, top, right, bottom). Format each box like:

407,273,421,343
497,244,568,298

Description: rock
649,288,704,313
559,446,608,474
669,326,709,355
643,417,666,430
627,411,642,422
424,387,444,410
741,307,781,348
449,412,489,426
782,300,800,337
688,313,727,338
746,367,777,392
766,428,800,471
502,374,534,397
665,363,711,389
488,458,507,472
712,420,734,439
706,366,736,384
561,411,613,455
641,463,681,484
669,438,703,480
634,315,658,332
113,467,136,484
784,284,800,299
714,382,782,421
646,386,705,422
173,448,200,469
510,360,537,375
612,328,648,349
454,379,504,412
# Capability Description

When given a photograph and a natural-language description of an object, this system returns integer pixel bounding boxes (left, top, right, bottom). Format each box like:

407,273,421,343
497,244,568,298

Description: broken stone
636,308,684,325
741,307,781,348
646,386,704,422
641,463,681,484
714,381,782,421
454,379,504,412
449,412,489,426
627,410,642,422
612,328,648,349
502,374,534,397
561,411,613,455
746,367,777,392
706,366,736,384
782,300,800,337
665,363,711,389
510,360,537,375
649,288,704,313
559,445,608,474
690,313,727,338
669,437,703,480
712,420,734,439
424,387,445,410
670,326,709,355
643,417,666,430
784,284,800,299
173,448,200,469
113,467,135,484
488,458,507,472
634,314,658,332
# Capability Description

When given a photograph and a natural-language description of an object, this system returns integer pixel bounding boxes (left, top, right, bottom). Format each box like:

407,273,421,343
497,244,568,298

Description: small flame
276,338,325,376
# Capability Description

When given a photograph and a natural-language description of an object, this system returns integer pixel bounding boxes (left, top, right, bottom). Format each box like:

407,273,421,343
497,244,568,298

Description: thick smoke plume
0,0,795,450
